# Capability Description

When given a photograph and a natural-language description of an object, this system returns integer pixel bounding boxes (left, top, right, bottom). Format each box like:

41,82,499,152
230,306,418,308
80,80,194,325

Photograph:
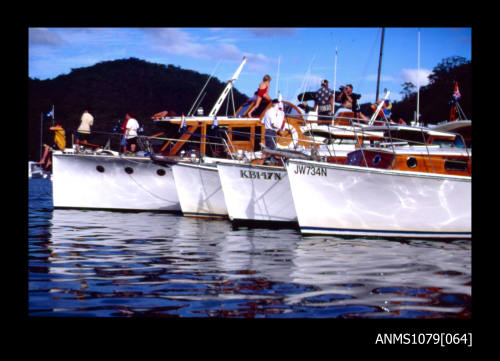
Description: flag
44,107,54,121
451,82,461,103
449,82,460,122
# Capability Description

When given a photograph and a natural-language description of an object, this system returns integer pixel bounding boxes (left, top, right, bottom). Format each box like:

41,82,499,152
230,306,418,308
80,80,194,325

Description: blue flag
44,108,54,121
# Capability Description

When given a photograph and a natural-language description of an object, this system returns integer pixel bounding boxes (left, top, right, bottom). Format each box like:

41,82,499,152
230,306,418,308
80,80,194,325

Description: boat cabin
345,147,471,176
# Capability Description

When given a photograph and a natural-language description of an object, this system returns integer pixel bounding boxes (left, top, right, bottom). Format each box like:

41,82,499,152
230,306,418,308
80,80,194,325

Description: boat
286,157,471,239
216,88,470,225
52,57,258,211
218,161,297,225
172,158,238,218
285,123,471,238
52,148,182,211
28,161,50,179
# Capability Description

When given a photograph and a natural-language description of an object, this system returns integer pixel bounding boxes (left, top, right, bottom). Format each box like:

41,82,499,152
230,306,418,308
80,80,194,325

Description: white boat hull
217,163,297,223
172,162,227,217
52,153,180,211
286,159,471,238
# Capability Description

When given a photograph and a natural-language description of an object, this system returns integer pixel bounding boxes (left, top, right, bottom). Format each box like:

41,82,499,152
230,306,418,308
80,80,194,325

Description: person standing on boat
37,121,66,170
261,99,284,150
314,79,335,124
75,109,94,147
124,112,140,154
247,75,272,118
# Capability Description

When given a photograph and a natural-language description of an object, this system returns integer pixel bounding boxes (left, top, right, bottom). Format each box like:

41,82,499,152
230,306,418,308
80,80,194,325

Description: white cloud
141,28,273,70
363,74,397,82
247,28,298,37
400,68,432,87
29,28,65,46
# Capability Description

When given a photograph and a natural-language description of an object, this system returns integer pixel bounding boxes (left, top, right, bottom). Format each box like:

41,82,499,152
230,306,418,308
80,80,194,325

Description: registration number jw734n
293,164,327,176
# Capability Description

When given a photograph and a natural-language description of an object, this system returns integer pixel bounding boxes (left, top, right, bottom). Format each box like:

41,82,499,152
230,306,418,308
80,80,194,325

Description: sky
28,27,471,106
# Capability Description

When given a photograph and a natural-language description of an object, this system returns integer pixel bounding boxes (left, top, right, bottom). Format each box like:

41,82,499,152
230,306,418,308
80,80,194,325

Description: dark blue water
28,177,471,318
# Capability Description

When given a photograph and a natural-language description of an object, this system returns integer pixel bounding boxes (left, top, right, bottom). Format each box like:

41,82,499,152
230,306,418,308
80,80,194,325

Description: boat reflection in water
42,209,470,318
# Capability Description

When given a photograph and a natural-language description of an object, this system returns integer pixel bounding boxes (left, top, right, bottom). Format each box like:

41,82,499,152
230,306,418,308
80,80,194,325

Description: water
28,177,471,318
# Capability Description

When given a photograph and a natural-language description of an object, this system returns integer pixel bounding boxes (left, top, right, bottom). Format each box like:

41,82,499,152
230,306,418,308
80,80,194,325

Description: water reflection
30,206,471,318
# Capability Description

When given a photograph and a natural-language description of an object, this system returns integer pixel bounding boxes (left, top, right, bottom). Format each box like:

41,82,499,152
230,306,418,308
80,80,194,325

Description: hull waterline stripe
300,226,471,238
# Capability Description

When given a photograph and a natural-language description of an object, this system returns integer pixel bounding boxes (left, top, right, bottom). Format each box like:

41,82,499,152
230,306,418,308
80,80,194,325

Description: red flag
449,82,459,122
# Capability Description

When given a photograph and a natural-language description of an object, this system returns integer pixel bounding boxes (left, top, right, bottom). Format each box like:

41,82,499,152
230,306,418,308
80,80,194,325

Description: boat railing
73,117,471,175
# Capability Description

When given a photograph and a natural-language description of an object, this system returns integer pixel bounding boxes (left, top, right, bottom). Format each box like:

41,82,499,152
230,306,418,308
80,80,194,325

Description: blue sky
28,27,471,106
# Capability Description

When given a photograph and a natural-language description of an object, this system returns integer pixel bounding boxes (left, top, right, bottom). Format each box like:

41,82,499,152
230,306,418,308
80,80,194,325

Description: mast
375,28,385,103
416,30,421,124
275,56,281,98
333,46,338,115
209,57,247,117
188,59,221,116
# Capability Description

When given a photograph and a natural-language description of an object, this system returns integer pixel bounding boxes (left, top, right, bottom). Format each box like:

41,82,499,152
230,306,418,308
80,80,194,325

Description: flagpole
417,31,421,125
40,112,43,160
275,56,281,98
333,46,338,116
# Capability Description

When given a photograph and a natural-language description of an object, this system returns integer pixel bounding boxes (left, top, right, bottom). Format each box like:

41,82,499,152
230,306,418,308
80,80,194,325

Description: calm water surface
28,177,471,318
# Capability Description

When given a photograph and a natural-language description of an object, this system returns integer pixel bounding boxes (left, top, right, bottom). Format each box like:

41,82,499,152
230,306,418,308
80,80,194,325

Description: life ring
277,129,292,146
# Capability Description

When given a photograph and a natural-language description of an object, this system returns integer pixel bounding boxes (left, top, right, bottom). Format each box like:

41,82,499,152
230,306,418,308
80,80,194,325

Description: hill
28,58,249,160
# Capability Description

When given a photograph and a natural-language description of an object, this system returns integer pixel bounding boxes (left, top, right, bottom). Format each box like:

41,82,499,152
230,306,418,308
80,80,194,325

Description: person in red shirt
247,74,272,118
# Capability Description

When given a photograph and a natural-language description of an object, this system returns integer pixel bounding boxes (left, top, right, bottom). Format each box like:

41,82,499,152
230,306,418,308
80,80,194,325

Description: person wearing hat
314,79,335,124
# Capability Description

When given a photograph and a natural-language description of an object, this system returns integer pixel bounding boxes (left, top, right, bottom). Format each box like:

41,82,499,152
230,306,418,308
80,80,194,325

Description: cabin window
231,127,251,141
96,165,105,173
444,159,469,171
453,137,466,149
157,169,166,176
406,157,418,169
372,154,382,166
431,138,454,148
124,167,134,174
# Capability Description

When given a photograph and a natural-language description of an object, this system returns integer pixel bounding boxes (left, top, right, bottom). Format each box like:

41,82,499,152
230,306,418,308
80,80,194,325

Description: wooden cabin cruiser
285,125,471,239
286,158,470,239
216,104,471,225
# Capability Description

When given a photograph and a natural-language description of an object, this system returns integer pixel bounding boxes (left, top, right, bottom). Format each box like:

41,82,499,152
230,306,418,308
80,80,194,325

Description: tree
391,56,471,125
400,82,416,100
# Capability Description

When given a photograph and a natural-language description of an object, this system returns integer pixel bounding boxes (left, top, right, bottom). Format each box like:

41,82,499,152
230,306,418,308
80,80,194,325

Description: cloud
247,28,298,37
141,28,273,71
29,28,65,46
363,74,397,82
400,68,432,87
